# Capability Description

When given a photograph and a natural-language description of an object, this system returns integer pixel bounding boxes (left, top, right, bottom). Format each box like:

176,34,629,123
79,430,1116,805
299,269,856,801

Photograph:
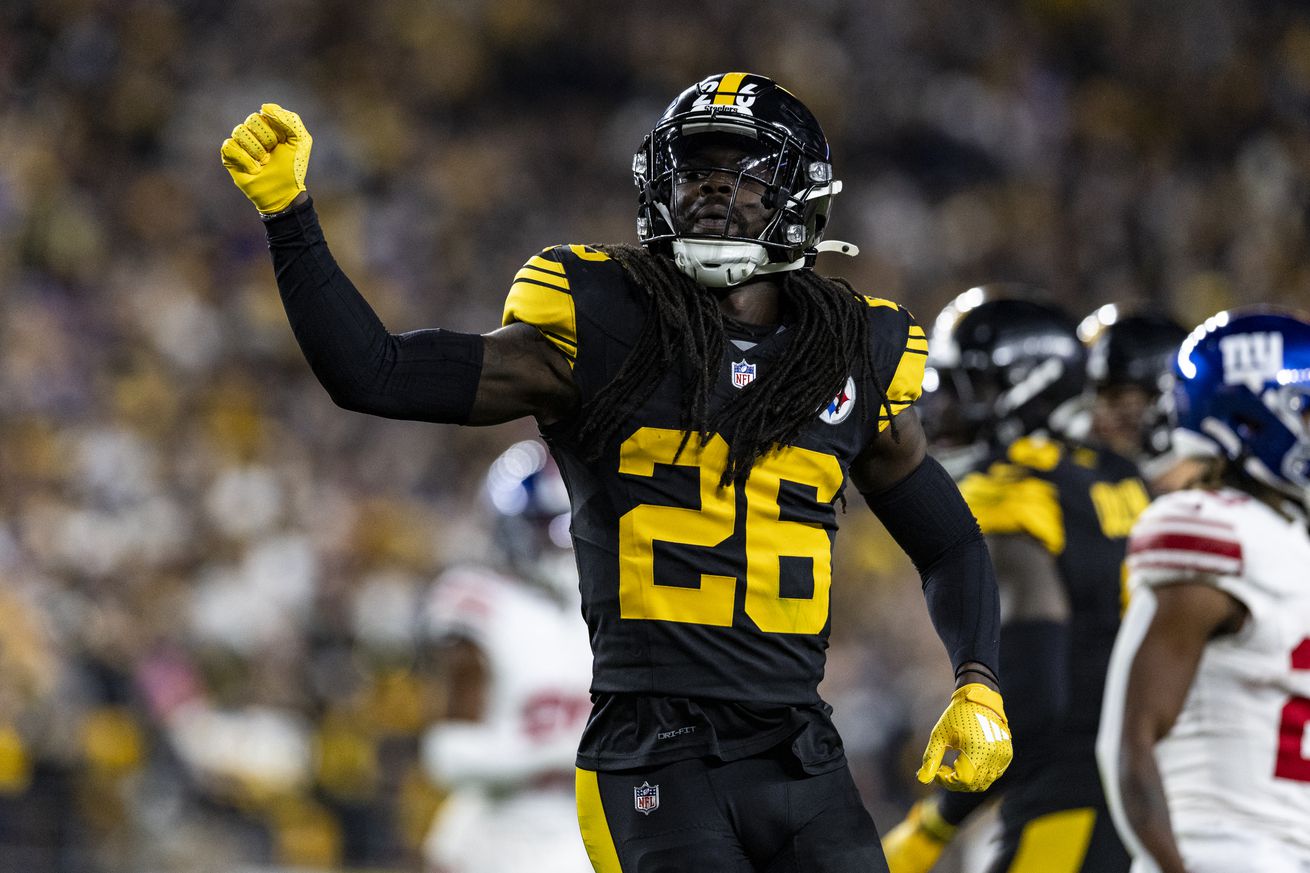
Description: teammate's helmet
483,440,577,598
1078,303,1189,457
1079,304,1189,392
926,284,1087,447
633,72,842,287
1170,308,1310,507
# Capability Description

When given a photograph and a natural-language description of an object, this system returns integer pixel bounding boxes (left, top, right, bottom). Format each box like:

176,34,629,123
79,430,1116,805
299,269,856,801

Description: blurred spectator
2,0,1309,870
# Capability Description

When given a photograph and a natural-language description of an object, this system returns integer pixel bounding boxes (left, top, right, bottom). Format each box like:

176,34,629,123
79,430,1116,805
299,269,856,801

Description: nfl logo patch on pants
633,781,659,815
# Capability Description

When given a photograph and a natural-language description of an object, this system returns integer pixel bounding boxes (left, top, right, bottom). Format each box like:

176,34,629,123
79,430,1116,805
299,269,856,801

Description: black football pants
575,744,888,873
988,757,1130,873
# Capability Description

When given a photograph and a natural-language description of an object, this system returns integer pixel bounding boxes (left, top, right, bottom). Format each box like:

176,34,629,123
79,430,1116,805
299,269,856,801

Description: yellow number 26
617,427,842,635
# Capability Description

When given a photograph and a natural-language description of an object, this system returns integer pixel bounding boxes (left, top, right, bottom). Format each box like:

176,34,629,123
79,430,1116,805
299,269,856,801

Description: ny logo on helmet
1220,332,1283,392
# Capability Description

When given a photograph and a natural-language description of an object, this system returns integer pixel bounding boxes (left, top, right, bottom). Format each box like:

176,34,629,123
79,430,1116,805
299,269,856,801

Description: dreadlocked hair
574,244,897,486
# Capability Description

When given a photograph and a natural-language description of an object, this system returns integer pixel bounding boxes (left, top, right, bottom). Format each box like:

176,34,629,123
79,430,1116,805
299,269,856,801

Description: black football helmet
926,284,1087,448
1078,304,1189,393
1077,303,1189,458
633,72,850,286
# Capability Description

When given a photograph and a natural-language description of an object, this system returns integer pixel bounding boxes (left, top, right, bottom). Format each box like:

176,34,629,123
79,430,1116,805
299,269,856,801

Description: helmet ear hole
1233,412,1265,441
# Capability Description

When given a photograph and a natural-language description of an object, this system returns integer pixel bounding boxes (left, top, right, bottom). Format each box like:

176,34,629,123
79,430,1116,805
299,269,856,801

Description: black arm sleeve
262,197,483,424
861,455,1000,677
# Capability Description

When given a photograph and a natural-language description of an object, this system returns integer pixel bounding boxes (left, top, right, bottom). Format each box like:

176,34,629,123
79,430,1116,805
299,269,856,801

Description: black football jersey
959,436,1149,753
502,246,926,768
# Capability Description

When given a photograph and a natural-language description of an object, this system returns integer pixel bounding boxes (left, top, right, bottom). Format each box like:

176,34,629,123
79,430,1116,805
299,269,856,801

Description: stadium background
1,0,1308,870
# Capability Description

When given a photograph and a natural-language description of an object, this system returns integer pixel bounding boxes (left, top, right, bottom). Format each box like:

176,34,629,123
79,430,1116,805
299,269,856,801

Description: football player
1076,305,1191,493
884,290,1184,873
1096,309,1310,873
221,73,1013,872
420,440,594,873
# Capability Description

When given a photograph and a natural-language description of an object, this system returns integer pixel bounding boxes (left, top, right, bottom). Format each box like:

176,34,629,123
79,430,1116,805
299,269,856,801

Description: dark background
1,0,1307,870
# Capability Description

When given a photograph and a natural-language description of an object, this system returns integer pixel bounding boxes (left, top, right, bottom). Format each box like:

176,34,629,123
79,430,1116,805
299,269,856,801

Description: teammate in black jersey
883,290,1186,873
221,74,1013,873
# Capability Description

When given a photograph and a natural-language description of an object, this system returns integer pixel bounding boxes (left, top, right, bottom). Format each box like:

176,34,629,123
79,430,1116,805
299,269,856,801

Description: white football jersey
422,565,594,873
425,565,593,757
1100,487,1310,866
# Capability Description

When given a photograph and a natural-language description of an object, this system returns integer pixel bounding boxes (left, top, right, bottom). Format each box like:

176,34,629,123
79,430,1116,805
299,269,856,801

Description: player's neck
715,277,782,326
1220,463,1307,523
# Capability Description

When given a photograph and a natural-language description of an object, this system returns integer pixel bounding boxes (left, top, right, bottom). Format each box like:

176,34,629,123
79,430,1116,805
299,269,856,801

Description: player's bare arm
436,637,489,722
471,323,577,425
989,535,1068,624
849,405,927,492
989,534,1072,737
1113,581,1246,873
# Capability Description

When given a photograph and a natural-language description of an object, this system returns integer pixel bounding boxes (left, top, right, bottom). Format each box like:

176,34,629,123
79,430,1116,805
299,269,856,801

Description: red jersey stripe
1129,530,1242,560
1130,559,1241,575
1149,515,1236,531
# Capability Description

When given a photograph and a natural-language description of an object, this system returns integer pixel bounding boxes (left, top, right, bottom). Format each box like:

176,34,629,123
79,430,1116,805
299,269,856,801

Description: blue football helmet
483,440,577,598
1171,308,1310,507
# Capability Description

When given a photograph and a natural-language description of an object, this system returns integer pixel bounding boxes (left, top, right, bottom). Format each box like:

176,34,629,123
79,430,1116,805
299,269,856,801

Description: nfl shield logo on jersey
820,376,856,424
633,781,660,815
732,360,757,388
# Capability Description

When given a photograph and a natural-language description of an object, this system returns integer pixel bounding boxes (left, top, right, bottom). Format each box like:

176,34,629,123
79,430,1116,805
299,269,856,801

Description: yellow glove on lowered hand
917,683,1013,792
882,797,957,873
220,103,312,214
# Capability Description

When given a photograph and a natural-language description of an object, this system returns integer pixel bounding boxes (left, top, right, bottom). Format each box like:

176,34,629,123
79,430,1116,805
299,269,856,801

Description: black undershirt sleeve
262,197,483,424
861,455,1001,679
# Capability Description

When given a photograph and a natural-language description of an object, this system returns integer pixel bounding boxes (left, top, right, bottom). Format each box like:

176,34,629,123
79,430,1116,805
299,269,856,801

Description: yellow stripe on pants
576,768,624,873
1007,807,1096,873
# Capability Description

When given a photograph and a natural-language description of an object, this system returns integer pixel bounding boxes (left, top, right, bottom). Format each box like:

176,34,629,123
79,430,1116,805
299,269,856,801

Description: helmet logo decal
731,359,757,388
693,72,758,115
820,377,856,425
1220,332,1283,392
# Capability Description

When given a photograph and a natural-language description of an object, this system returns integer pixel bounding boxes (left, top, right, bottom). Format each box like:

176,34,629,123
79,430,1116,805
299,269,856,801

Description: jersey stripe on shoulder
865,299,927,430
502,246,579,366
1127,513,1243,577
959,463,1065,554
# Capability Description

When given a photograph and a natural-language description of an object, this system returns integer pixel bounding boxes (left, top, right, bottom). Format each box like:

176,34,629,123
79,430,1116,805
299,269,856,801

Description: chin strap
672,237,861,288
814,240,859,257
752,239,860,278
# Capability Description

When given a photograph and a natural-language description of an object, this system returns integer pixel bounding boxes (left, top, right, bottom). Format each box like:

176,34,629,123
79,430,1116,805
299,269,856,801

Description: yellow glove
917,683,1013,792
882,798,956,873
220,103,312,214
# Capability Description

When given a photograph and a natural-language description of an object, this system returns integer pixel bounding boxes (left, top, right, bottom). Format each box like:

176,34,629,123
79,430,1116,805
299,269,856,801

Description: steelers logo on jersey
820,376,856,425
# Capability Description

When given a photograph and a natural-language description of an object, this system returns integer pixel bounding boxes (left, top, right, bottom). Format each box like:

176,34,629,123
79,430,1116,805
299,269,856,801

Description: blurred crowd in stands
1,0,1308,870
